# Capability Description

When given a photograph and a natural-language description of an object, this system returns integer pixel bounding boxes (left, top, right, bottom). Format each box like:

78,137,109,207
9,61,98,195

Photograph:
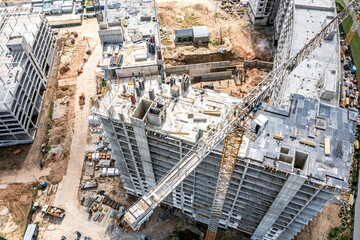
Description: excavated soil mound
60,65,70,75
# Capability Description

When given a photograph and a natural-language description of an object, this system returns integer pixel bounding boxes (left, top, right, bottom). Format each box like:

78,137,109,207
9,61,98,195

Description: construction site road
0,168,51,184
42,32,108,239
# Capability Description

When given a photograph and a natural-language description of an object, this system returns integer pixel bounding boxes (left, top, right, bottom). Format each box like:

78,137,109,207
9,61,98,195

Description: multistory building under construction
271,0,340,109
94,0,357,239
0,7,56,146
248,0,340,109
248,0,280,25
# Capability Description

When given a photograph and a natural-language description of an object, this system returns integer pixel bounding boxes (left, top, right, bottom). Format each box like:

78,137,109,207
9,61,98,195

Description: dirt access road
39,23,107,239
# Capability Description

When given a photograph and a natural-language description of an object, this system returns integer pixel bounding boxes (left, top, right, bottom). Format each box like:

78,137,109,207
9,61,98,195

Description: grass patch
328,225,351,240
47,101,54,128
41,101,54,159
328,226,343,239
336,0,360,72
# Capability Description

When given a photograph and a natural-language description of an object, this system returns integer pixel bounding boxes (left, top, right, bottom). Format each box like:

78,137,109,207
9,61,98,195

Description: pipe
341,222,347,229
203,111,221,116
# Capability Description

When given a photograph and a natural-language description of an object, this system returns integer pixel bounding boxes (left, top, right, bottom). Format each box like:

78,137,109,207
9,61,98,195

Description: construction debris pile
341,56,359,108
81,191,125,226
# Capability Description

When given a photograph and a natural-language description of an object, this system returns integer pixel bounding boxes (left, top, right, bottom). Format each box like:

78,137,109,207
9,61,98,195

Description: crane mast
123,1,360,238
205,129,246,240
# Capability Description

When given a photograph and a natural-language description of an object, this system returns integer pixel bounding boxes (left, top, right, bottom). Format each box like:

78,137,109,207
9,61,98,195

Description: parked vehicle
23,224,39,240
79,93,85,106
80,180,97,189
80,236,91,240
42,205,65,218
345,97,349,107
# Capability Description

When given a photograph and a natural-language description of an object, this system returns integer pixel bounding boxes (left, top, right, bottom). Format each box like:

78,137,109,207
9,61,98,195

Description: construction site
0,0,360,240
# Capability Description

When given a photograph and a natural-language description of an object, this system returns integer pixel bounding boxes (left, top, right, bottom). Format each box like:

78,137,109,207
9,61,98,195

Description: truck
42,205,65,218
23,224,39,240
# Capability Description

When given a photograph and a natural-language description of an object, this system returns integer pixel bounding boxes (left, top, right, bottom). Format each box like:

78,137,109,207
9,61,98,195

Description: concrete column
277,185,325,240
179,141,185,211
251,173,306,240
131,117,156,188
109,122,138,194
226,161,249,227
121,124,147,194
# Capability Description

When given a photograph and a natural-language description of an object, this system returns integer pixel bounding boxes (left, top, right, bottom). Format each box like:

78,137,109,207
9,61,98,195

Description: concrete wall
294,4,335,12
243,60,274,70
251,174,306,240
194,36,209,44
165,61,231,74
191,71,232,83
98,27,123,44
130,116,156,188
115,65,159,78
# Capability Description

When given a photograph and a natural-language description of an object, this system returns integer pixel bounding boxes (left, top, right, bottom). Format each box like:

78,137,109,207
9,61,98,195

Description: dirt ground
33,18,106,240
157,0,273,66
44,31,95,184
296,202,342,240
158,0,272,96
0,183,34,239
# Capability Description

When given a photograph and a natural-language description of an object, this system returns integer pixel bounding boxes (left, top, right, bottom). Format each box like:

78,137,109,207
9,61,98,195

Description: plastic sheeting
108,3,121,9
102,168,120,176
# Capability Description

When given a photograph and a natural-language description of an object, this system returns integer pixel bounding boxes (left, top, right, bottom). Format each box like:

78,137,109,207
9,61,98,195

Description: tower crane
341,12,360,58
122,1,360,239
